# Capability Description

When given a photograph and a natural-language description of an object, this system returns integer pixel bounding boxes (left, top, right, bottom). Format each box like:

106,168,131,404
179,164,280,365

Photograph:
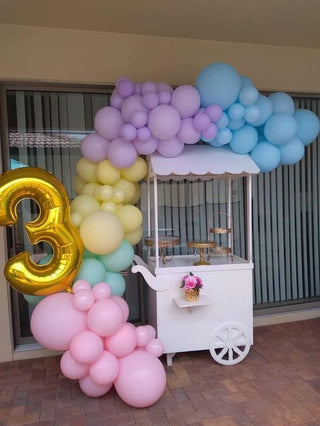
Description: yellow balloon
0,168,83,295
70,194,100,218
79,210,124,255
100,201,117,214
128,182,141,205
95,185,114,202
76,158,97,183
96,160,121,185
113,179,136,205
82,182,101,196
116,205,143,233
70,212,83,228
121,157,148,182
113,189,125,204
124,226,143,245
74,175,86,195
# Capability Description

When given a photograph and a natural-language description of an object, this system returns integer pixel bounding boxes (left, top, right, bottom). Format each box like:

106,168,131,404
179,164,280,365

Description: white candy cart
132,145,260,366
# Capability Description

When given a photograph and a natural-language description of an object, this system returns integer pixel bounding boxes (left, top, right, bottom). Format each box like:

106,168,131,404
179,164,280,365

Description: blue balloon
75,258,106,286
83,248,98,259
228,118,245,131
279,137,305,165
104,271,126,296
239,86,259,106
216,128,232,145
195,63,241,110
228,103,245,120
216,112,229,130
251,141,281,172
99,240,134,272
244,105,261,124
240,75,254,88
264,113,297,145
251,95,273,127
269,92,295,115
294,109,320,145
230,125,258,154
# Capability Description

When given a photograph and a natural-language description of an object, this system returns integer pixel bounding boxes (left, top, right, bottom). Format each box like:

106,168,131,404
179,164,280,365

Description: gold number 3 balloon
0,167,83,296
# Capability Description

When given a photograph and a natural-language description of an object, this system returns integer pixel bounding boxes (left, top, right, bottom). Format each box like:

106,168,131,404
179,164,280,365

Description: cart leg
166,353,176,366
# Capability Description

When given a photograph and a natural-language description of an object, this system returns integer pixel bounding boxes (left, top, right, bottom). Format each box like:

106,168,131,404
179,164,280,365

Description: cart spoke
228,348,233,361
217,347,228,359
233,345,244,356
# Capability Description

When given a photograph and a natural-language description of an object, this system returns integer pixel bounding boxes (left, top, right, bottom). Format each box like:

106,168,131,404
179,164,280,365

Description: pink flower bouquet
180,272,203,291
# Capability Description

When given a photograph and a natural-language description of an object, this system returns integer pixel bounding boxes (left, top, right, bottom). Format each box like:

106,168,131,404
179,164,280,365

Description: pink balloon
72,289,95,311
117,78,134,98
121,95,146,123
107,138,137,168
133,136,158,155
105,323,137,358
206,104,223,122
142,92,159,109
120,123,137,141
144,325,156,340
60,350,89,380
111,296,130,323
79,374,113,397
148,105,181,140
81,133,109,163
89,351,120,385
202,123,218,140
87,299,123,337
145,338,164,358
177,118,201,144
94,107,124,140
114,351,166,408
137,126,151,141
193,112,211,131
73,280,91,293
31,293,87,351
171,85,201,118
110,91,123,109
157,137,184,158
92,282,112,300
70,330,104,364
158,90,172,105
136,326,152,347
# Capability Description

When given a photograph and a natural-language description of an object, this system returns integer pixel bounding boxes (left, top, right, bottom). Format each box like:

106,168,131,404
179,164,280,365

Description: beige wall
1,24,320,93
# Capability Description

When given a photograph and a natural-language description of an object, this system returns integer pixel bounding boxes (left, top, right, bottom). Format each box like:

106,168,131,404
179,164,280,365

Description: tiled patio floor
1,319,320,425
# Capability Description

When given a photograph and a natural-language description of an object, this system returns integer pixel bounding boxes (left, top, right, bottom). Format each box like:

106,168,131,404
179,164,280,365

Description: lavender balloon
117,78,134,98
121,95,147,123
120,123,137,141
107,138,137,168
94,107,124,140
81,133,109,163
148,105,181,140
171,85,201,118
133,136,158,155
177,118,201,144
157,137,184,157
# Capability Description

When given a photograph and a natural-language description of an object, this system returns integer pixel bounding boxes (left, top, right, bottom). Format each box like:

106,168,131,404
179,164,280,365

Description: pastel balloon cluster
195,62,320,172
31,281,166,407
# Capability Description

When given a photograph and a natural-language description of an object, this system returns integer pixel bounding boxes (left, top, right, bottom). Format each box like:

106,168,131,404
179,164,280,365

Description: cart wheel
209,323,250,366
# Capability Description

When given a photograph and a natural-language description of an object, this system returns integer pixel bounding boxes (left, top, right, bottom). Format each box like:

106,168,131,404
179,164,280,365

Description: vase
184,288,200,302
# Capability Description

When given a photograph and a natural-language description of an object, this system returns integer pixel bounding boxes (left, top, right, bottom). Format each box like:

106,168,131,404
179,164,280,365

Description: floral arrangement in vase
180,272,203,302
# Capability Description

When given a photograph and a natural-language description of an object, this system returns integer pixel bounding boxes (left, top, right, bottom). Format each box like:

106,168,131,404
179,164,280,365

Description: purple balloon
137,126,151,141
206,104,223,122
157,137,184,157
134,83,141,94
120,123,138,141
171,85,201,118
141,81,157,93
148,105,181,140
156,82,173,93
121,95,147,123
133,136,158,155
110,92,123,109
202,123,218,141
193,112,211,131
94,107,124,140
177,118,200,144
130,110,148,128
81,133,109,163
117,78,134,98
107,138,137,168
158,90,171,105
142,92,159,109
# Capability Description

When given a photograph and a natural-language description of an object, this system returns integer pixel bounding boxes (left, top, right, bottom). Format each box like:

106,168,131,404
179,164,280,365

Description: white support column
246,174,253,263
153,175,160,269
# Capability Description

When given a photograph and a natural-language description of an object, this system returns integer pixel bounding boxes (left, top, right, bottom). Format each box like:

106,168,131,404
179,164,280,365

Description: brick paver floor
1,319,320,425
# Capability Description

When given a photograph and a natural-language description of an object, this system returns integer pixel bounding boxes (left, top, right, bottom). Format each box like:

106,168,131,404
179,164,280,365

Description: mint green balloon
83,248,98,259
104,270,126,296
99,240,134,272
75,258,106,286
23,294,46,305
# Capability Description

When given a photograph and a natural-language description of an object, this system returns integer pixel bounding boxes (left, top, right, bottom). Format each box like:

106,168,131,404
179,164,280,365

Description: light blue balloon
104,271,126,296
239,86,259,106
228,103,245,120
23,294,46,305
75,258,106,286
195,63,241,110
269,92,295,115
216,112,229,130
244,105,261,124
264,113,297,145
207,138,225,148
294,109,320,145
251,141,281,172
279,137,305,165
216,128,232,145
228,118,245,131
251,95,273,127
99,240,134,272
230,125,258,154
240,75,254,88
83,249,98,259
